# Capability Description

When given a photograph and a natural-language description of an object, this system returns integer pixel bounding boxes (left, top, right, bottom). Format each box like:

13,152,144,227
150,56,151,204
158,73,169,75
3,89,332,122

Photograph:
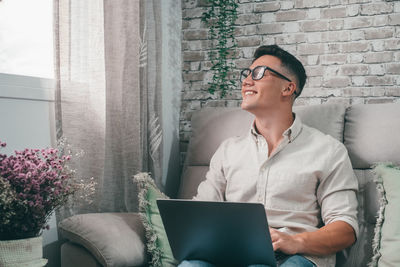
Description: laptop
157,199,278,267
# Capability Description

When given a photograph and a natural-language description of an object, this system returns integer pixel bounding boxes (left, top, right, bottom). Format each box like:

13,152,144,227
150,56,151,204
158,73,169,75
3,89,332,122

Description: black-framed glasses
240,66,292,83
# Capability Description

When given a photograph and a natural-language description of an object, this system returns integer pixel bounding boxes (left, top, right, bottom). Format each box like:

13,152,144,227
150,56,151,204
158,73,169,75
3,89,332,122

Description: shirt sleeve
194,140,228,201
317,142,359,239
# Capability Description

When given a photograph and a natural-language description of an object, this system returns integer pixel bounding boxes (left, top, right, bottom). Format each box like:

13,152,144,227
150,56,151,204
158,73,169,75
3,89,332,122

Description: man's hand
269,221,356,256
269,227,303,255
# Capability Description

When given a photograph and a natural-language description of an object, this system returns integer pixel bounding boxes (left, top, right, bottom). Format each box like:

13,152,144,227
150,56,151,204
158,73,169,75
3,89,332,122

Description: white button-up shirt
195,115,359,267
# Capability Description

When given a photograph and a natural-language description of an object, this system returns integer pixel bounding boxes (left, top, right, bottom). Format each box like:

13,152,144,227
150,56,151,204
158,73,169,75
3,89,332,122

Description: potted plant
0,139,95,266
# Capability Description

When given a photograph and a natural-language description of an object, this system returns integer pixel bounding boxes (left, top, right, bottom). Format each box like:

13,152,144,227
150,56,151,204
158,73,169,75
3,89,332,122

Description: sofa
59,102,400,267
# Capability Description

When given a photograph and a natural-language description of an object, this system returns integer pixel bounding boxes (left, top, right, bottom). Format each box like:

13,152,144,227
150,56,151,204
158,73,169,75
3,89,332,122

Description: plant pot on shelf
0,235,48,267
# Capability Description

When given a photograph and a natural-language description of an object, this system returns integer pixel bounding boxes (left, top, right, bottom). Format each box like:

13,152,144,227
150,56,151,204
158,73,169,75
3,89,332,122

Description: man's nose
242,74,255,86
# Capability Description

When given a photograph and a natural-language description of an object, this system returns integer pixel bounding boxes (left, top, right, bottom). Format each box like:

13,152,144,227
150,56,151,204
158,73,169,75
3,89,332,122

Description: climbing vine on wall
202,0,238,97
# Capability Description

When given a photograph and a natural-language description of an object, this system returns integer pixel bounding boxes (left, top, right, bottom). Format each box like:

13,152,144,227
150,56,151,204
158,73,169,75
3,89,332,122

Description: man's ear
282,82,297,97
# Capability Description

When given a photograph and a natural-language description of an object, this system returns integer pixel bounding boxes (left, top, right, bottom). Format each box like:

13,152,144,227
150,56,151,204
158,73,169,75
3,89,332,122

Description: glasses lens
240,69,251,82
252,66,265,80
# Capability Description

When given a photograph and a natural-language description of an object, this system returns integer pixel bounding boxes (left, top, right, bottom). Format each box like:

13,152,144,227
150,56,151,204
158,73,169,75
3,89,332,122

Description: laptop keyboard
274,251,288,262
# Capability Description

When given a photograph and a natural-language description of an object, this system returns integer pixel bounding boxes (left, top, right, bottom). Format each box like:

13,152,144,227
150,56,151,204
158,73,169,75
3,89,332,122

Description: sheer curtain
53,0,164,219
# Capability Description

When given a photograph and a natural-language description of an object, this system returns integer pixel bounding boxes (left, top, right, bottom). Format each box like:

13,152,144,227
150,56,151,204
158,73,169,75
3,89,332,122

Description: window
0,0,54,79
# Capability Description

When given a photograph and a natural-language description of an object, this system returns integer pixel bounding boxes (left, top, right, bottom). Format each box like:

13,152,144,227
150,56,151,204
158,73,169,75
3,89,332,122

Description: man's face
241,55,291,115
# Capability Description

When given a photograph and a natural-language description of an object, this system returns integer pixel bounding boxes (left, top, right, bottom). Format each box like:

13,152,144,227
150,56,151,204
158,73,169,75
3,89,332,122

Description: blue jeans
178,255,315,267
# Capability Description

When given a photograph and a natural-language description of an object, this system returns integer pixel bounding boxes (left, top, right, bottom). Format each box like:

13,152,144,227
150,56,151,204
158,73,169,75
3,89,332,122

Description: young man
179,45,358,267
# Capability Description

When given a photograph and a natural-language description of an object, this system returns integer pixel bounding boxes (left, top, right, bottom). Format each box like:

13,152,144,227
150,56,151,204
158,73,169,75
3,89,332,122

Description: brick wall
180,0,400,151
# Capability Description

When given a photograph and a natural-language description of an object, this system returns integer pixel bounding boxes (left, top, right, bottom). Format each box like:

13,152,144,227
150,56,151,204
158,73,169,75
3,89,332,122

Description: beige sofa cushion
59,213,147,267
344,103,400,169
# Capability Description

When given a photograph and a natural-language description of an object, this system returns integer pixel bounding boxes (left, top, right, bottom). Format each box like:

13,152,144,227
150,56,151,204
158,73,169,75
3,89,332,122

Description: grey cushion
59,213,147,267
186,108,253,166
344,103,400,169
293,103,347,142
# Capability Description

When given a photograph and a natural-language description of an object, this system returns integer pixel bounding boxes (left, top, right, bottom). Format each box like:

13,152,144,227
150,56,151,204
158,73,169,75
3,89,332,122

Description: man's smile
243,90,258,96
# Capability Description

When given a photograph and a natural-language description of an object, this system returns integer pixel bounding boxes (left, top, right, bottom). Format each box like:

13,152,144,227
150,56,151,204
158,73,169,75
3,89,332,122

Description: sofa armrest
59,212,147,267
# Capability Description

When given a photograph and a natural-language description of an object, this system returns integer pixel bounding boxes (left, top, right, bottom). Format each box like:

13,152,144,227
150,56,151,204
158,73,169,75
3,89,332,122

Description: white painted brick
395,2,400,12
190,62,201,71
236,14,262,25
294,98,322,106
369,64,385,76
307,77,323,88
254,2,280,12
350,30,365,41
344,17,373,29
261,36,276,45
342,87,365,97
341,42,369,53
396,27,400,38
389,14,400,26
323,97,351,105
329,20,344,30
307,9,321,20
320,54,347,65
241,47,255,58
237,36,262,47
347,5,360,16
386,87,400,97
364,28,394,40
365,76,395,86
373,15,389,27
360,3,393,16
257,23,284,34
275,33,306,44
395,51,400,62
280,1,295,10
276,10,307,22
328,43,341,54
306,65,325,76
321,7,347,19
237,2,253,13
307,32,322,43
371,40,385,52
308,55,319,65
190,100,202,110
261,13,276,23
340,64,369,75
349,53,364,64
295,0,329,8
235,25,258,36
301,21,329,32
387,63,400,74
351,98,365,105
328,0,341,6
322,31,350,42
326,65,340,76
283,22,300,33
298,43,327,55
352,76,366,86
384,39,400,50
364,52,394,63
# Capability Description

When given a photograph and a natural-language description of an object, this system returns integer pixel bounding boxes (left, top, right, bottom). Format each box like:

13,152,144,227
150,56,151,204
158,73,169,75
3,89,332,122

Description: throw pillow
369,163,400,267
133,172,178,267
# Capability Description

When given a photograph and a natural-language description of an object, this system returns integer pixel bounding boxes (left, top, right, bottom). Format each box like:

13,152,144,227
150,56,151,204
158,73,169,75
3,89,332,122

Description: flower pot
0,236,48,267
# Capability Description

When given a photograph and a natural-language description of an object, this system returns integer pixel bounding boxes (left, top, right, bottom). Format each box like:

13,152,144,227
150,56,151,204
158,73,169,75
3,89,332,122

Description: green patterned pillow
133,173,178,267
370,163,400,267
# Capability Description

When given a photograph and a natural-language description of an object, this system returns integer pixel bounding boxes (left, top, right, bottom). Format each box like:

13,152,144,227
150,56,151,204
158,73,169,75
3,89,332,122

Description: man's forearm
293,221,356,255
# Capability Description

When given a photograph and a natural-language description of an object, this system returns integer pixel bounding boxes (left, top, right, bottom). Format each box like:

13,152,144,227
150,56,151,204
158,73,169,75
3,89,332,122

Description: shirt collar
250,113,303,143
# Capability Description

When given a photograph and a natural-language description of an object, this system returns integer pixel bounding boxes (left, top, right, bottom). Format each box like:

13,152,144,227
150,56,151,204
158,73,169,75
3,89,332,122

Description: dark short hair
253,45,307,98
